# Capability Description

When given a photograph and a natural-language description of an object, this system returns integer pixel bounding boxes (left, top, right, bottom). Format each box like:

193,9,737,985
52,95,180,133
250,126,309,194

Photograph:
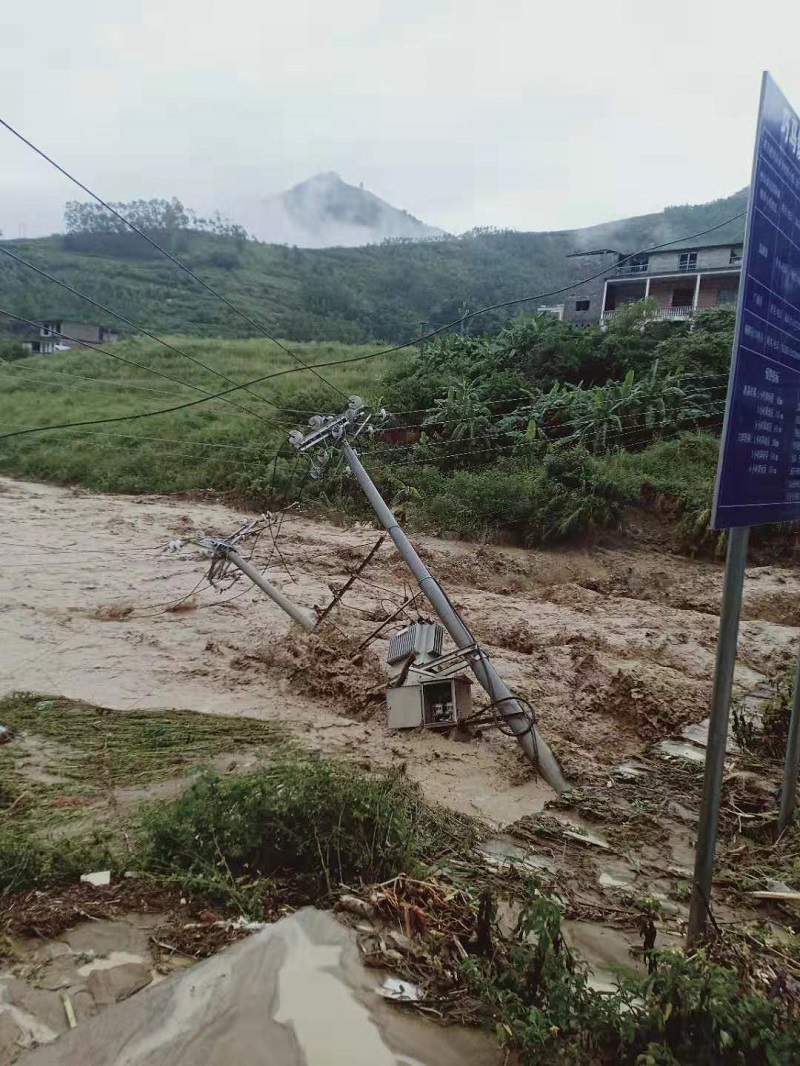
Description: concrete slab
654,739,706,765
19,909,498,1066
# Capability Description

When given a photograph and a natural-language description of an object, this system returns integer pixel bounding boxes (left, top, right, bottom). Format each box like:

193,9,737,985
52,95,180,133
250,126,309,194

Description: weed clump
732,669,793,760
137,760,477,912
0,830,116,897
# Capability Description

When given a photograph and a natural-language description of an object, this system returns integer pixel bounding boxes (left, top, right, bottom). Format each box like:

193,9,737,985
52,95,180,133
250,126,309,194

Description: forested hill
0,189,747,344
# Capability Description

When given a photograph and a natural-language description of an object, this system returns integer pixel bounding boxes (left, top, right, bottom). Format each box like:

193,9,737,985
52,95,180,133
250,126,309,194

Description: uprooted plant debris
0,879,277,966
577,668,706,743
336,872,800,1065
4,686,800,1064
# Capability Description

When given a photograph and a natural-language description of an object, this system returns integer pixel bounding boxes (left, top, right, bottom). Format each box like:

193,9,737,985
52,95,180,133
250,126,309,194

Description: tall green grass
0,337,391,497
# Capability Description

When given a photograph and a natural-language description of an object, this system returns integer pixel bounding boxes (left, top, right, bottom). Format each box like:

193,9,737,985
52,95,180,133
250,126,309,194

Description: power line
0,212,745,444
0,117,347,400
2,356,731,435
276,209,747,366
0,358,732,446
2,360,192,397
0,243,286,413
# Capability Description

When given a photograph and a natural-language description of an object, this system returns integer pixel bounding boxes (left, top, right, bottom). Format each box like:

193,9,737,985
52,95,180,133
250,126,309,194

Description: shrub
0,829,117,896
0,339,29,362
466,888,800,1064
405,448,629,545
732,666,793,758
137,760,475,912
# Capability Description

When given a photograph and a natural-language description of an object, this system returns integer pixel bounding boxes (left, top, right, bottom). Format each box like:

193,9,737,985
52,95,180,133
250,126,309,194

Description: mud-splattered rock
86,964,151,1007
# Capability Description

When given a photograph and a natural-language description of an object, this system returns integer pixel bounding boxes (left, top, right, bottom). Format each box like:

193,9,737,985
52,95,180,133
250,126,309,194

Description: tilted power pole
289,398,568,795
193,530,315,631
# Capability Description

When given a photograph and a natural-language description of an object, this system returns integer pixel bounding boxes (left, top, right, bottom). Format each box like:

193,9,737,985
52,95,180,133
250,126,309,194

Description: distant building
22,320,120,354
561,242,743,326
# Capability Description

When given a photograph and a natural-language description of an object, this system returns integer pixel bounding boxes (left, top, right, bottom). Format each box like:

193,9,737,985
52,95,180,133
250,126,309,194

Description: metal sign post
690,72,800,944
778,649,800,835
686,526,749,946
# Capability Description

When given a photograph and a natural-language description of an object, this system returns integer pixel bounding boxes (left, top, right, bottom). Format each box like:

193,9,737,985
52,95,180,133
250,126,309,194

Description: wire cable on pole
0,244,287,413
0,208,744,445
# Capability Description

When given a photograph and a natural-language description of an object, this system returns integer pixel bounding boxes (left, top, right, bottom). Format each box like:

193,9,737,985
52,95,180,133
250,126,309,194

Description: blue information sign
712,73,800,529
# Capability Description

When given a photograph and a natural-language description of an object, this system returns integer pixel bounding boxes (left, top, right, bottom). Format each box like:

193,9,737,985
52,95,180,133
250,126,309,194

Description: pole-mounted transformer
289,397,568,795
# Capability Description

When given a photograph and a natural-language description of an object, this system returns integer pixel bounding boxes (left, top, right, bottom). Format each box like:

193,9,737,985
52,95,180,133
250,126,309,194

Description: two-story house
23,320,120,354
561,242,743,326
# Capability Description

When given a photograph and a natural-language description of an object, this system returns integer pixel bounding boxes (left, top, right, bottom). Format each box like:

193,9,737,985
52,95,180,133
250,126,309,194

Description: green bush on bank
466,889,800,1065
393,435,718,547
137,761,477,910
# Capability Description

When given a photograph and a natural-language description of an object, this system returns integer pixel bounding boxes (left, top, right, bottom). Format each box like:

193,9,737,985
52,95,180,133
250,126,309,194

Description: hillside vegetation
0,190,746,343
0,337,389,496
0,305,743,552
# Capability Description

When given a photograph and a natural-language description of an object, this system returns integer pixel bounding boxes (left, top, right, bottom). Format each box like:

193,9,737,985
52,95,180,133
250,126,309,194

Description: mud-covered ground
3,476,800,1062
1,475,799,822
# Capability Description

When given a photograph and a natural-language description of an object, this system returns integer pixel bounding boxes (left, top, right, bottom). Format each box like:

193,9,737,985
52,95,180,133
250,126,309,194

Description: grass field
0,337,396,498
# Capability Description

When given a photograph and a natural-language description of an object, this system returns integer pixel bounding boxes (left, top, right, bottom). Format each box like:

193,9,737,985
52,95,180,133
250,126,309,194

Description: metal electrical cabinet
387,676,472,730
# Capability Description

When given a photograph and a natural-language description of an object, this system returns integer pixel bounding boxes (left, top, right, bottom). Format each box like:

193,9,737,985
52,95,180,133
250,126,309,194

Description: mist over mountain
0,186,748,344
229,172,446,248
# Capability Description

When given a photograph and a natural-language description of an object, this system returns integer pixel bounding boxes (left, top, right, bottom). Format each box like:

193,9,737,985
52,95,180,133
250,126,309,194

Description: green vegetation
732,665,795,759
0,189,745,342
0,336,389,496
0,693,288,896
347,305,735,550
138,762,476,910
467,889,799,1064
2,693,798,1062
0,306,739,550
0,692,288,786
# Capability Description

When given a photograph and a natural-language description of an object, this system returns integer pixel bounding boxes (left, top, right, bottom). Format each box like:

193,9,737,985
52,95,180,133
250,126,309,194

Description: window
729,248,742,265
672,286,695,308
575,299,591,312
717,287,738,305
678,252,698,271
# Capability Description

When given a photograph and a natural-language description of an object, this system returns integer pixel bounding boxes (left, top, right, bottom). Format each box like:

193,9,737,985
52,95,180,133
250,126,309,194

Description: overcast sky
2,0,799,239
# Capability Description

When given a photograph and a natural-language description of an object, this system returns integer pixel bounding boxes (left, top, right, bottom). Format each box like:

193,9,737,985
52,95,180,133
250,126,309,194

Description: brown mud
2,476,799,821
2,477,800,1060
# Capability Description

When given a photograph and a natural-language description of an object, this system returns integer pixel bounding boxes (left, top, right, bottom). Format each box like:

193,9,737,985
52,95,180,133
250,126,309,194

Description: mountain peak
236,173,445,248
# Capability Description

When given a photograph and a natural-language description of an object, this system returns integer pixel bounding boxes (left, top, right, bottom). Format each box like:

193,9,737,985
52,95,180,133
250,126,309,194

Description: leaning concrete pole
194,534,315,632
342,441,568,795
224,548,315,631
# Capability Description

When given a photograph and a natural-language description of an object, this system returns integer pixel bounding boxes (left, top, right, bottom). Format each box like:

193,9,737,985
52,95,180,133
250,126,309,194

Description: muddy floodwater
3,476,800,1063
2,476,799,820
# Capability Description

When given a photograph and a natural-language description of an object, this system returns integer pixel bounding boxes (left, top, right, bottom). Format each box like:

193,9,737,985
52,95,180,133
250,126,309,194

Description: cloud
1,0,798,239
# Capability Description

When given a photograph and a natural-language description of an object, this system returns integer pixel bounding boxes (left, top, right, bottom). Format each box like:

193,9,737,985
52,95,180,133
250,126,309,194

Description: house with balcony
561,242,743,326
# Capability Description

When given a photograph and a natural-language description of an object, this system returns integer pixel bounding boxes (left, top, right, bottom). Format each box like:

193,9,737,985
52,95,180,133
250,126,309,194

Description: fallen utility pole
194,532,314,632
289,399,568,795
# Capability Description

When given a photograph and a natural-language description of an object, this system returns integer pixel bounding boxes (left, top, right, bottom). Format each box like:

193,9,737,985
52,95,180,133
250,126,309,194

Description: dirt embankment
2,476,799,820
